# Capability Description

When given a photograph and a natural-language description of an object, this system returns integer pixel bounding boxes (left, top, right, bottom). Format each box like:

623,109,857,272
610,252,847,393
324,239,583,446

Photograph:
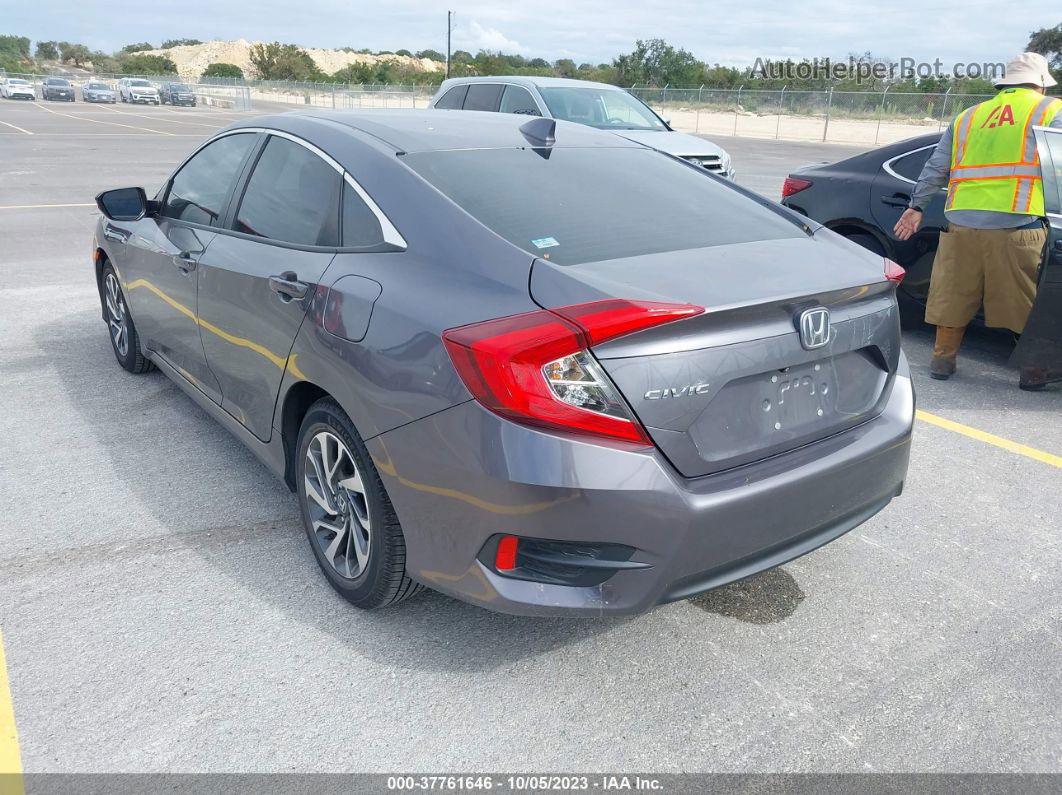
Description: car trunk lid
530,233,902,477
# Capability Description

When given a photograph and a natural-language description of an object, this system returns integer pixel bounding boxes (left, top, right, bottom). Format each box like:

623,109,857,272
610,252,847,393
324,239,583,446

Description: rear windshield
402,147,801,265
129,80,151,87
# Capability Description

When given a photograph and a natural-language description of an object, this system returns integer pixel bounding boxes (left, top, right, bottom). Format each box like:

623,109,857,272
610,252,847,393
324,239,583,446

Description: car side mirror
95,187,154,221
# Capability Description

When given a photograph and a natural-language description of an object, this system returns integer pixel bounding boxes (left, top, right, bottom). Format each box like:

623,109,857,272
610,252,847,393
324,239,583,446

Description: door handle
269,272,309,302
880,193,912,209
173,252,197,273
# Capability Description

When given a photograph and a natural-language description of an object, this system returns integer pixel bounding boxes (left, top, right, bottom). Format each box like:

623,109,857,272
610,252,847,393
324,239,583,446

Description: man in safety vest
894,52,1062,390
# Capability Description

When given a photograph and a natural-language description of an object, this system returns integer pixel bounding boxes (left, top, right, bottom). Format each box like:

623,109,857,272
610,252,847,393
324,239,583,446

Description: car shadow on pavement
37,309,635,673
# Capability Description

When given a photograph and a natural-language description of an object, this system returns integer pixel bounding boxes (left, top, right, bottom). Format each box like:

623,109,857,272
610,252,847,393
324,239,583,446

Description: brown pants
924,223,1046,333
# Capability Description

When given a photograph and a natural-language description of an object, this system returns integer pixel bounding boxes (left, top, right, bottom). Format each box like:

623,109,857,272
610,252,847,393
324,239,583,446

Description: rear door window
499,85,541,116
434,85,467,110
161,132,257,226
463,84,503,112
234,136,341,247
890,148,932,182
341,181,384,248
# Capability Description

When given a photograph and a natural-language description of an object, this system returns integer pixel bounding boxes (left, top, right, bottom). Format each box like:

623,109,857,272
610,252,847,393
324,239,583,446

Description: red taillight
781,176,812,199
443,299,704,445
884,258,905,283
495,535,519,571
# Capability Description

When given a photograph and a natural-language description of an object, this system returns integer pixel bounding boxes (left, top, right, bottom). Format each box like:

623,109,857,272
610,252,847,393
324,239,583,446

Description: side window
463,83,503,112
499,85,541,116
162,133,256,226
341,180,384,248
891,149,932,182
234,136,341,247
435,85,468,110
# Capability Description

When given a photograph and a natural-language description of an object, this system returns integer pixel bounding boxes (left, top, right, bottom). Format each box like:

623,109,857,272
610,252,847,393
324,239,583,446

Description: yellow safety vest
947,87,1062,216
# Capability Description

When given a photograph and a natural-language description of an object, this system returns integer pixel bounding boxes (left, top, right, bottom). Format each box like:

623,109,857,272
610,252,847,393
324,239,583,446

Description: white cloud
455,19,526,54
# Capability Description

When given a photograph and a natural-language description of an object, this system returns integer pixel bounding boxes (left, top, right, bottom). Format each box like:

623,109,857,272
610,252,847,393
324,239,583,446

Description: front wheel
296,398,423,609
101,264,153,373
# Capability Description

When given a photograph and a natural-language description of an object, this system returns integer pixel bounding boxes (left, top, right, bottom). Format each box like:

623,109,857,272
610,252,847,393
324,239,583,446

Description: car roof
234,109,648,155
438,76,622,92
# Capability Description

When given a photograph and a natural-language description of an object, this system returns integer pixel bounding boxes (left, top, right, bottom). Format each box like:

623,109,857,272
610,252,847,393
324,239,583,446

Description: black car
159,82,196,106
781,129,1062,376
42,77,76,101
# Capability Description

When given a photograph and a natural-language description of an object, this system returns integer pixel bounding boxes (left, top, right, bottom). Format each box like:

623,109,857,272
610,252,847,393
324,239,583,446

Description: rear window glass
402,147,801,265
435,85,467,110
891,149,931,181
464,83,503,112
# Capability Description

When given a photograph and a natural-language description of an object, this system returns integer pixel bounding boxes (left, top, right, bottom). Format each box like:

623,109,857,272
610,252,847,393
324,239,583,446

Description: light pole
446,11,454,79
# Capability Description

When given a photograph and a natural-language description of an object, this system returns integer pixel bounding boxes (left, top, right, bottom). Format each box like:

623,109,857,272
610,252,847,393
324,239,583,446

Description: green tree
415,49,444,61
120,53,177,74
121,42,155,53
249,42,321,80
395,49,412,57
527,57,549,69
612,39,702,87
0,35,30,58
58,42,91,67
202,62,244,79
1028,22,1062,82
553,58,577,78
161,39,202,49
34,40,59,60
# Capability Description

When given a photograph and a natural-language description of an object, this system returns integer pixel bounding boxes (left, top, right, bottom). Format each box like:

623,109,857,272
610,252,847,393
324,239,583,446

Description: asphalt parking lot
1,98,1060,774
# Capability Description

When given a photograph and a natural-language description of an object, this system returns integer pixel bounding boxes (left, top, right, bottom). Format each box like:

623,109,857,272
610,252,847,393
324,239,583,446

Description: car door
196,132,342,441
1012,126,1062,376
498,85,542,116
870,143,947,304
117,131,260,403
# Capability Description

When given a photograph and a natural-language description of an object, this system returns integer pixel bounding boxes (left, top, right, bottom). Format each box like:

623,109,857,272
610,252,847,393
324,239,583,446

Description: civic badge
798,307,831,350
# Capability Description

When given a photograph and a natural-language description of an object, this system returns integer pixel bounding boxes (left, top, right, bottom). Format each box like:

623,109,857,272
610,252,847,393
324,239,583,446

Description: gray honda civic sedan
92,110,914,616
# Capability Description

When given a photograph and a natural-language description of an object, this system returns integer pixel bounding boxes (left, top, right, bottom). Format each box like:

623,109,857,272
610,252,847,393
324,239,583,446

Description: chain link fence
629,87,1001,145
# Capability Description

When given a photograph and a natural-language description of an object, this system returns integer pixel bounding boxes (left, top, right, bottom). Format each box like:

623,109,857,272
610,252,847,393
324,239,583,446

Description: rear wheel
295,398,423,609
101,264,153,374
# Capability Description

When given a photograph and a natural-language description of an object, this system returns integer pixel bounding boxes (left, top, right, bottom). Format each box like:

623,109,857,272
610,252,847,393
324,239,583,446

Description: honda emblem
798,307,831,350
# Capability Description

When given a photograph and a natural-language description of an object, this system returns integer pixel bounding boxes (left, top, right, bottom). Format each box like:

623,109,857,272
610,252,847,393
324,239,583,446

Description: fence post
874,85,891,146
332,82,336,109
775,85,787,139
938,87,952,131
733,84,743,136
822,86,834,142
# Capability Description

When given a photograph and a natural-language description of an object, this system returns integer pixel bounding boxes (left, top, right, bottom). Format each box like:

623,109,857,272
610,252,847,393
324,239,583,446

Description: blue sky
9,0,1058,69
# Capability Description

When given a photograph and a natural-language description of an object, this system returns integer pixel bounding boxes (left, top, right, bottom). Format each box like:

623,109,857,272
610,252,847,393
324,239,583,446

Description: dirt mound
144,39,444,81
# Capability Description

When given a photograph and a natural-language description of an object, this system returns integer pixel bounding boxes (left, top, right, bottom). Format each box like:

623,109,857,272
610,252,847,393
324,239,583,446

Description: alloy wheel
104,272,129,357
304,430,372,579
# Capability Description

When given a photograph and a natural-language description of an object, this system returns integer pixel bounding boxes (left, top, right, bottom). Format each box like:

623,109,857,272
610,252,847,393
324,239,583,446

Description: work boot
929,326,965,380
1019,366,1062,391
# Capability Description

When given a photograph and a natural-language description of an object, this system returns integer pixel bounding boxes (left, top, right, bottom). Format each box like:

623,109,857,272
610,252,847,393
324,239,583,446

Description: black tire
845,232,886,257
295,398,423,609
100,263,153,374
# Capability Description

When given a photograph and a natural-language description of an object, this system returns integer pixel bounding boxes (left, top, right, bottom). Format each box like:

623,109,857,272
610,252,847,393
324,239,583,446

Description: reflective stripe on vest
946,89,1062,216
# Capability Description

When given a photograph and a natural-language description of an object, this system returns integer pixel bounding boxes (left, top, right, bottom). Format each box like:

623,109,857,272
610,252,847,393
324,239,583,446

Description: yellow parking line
0,121,32,135
0,203,94,210
30,101,176,136
916,409,1062,468
0,629,23,792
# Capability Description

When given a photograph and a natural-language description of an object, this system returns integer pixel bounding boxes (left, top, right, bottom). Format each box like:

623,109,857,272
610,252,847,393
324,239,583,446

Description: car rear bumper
369,355,915,616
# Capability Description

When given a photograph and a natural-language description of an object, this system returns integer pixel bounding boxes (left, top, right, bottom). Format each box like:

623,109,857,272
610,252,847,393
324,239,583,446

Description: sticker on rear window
530,236,559,249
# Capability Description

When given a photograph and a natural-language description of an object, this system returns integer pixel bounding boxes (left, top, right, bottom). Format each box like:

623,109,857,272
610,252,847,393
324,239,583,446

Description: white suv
118,78,160,105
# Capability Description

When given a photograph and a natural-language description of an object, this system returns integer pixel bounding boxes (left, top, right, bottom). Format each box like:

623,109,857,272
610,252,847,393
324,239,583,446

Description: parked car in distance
430,76,735,179
42,77,75,101
82,81,117,103
92,110,913,616
0,77,35,100
781,128,1062,373
159,82,197,106
118,78,160,105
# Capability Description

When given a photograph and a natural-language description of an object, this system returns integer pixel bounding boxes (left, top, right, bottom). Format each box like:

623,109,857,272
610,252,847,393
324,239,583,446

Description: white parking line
0,120,32,135
0,203,95,210
29,102,176,136
96,104,226,128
